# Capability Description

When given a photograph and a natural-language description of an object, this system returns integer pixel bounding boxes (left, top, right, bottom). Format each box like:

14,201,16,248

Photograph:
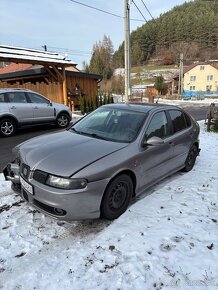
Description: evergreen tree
95,95,99,108
79,96,84,114
154,76,165,95
84,98,87,114
87,35,114,80
113,0,218,67
99,96,103,107
87,100,91,113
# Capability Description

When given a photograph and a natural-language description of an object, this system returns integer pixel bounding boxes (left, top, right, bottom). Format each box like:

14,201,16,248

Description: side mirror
49,101,53,106
142,136,164,147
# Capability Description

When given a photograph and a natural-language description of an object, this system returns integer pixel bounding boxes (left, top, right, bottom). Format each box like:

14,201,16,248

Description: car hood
16,130,128,177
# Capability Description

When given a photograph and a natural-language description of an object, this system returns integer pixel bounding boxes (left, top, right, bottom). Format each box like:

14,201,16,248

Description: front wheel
56,113,70,128
0,119,16,137
182,144,198,172
101,175,133,220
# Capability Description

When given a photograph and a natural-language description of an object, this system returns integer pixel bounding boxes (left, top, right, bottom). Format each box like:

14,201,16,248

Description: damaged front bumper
3,162,21,193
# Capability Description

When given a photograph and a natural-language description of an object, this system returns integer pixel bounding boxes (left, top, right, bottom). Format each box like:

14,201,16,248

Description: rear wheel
56,113,70,128
0,119,16,137
101,175,133,220
182,144,198,172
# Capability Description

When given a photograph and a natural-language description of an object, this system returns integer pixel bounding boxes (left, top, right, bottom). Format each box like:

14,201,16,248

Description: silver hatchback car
4,103,200,220
0,88,72,137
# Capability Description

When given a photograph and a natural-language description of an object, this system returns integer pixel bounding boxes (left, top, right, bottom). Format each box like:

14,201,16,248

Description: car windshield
70,107,146,143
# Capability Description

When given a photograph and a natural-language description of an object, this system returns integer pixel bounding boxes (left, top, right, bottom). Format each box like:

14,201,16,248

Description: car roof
103,102,180,114
0,88,33,93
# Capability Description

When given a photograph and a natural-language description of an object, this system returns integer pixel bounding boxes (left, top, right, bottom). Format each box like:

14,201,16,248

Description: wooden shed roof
0,45,77,66
0,66,102,82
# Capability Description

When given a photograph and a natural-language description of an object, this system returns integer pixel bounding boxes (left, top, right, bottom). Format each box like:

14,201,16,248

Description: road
0,106,208,173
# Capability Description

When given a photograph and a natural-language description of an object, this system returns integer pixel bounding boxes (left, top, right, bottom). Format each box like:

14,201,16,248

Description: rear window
169,110,187,133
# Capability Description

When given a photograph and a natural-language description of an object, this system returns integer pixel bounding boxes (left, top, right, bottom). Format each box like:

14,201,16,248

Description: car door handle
34,106,38,109
10,106,16,109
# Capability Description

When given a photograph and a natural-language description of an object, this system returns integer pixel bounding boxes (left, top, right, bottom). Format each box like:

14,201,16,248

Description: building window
200,66,205,70
206,85,212,91
190,86,196,90
207,75,213,81
190,76,196,81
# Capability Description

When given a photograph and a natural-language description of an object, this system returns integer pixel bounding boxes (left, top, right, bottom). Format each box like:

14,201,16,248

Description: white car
0,88,72,137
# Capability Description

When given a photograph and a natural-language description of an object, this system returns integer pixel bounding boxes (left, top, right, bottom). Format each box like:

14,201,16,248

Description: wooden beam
62,66,68,107
44,77,49,85
44,66,58,82
0,74,48,82
53,65,64,82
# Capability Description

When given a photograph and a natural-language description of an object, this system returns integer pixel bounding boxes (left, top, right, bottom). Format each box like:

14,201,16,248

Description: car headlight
46,175,87,190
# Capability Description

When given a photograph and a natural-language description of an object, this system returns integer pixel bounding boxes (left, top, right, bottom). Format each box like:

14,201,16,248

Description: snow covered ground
0,121,218,290
112,94,218,107
152,98,218,108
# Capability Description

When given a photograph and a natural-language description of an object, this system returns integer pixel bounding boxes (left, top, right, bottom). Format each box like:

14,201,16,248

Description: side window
8,92,27,103
28,93,49,104
184,112,192,127
145,111,169,140
169,110,187,133
0,93,6,103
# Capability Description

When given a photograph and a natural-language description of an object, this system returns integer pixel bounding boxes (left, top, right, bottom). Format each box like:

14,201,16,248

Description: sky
0,120,218,289
0,0,188,69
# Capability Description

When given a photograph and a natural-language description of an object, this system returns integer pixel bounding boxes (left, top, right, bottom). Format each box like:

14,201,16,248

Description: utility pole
180,53,184,95
124,0,131,103
178,53,183,96
42,45,47,51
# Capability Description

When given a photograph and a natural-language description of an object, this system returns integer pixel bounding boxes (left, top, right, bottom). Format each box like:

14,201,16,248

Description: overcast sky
0,0,188,68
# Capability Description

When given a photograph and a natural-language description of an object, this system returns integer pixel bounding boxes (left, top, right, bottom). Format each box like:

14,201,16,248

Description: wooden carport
0,45,77,107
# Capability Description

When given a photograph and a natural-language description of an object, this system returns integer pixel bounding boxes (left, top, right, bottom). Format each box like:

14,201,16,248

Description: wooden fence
0,81,63,104
0,75,99,111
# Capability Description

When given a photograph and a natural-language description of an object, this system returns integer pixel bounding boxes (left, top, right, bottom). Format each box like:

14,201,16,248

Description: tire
101,174,133,220
182,144,198,172
56,113,70,128
0,119,16,137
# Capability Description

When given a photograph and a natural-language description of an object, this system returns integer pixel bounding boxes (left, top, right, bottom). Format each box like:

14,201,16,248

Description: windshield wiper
70,127,80,134
70,128,107,140
79,131,108,140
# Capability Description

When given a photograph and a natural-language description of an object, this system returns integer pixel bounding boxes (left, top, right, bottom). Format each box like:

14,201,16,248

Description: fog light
54,208,66,216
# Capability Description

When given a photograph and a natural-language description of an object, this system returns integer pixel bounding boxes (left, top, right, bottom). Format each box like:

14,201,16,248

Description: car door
27,92,55,122
167,109,193,169
137,110,173,191
0,92,9,114
7,91,34,124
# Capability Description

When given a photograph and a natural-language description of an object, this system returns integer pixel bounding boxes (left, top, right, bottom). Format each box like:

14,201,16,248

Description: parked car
0,88,72,137
4,103,200,221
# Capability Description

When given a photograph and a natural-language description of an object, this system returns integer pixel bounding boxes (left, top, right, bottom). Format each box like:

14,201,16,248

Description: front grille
33,170,48,184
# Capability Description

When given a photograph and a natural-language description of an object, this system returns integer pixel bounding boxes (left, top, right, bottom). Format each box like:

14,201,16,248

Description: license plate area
20,176,34,195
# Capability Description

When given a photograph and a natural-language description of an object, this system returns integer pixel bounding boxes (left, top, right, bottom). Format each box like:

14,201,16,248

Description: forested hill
113,0,218,67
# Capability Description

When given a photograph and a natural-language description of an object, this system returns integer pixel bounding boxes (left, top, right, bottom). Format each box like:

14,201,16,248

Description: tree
112,0,218,67
87,35,114,80
154,76,165,95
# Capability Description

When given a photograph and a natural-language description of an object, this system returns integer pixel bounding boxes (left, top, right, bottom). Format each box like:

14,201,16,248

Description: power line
131,0,148,22
68,0,144,22
140,0,154,20
69,0,123,19
48,46,91,55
